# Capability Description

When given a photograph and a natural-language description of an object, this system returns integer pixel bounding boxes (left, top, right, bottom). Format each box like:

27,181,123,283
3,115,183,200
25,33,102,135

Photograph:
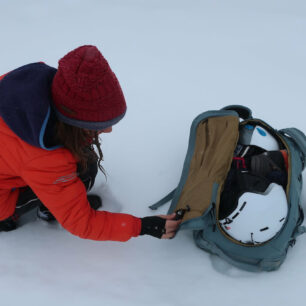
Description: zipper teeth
216,119,291,248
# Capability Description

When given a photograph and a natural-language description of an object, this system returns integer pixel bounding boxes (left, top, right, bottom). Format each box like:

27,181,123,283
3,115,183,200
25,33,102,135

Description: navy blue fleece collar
0,63,61,150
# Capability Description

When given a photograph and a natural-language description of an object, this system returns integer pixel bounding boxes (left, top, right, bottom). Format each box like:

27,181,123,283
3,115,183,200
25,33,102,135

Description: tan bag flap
175,115,239,222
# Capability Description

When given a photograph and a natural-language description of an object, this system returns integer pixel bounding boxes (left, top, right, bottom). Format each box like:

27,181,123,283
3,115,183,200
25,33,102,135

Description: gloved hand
140,213,182,239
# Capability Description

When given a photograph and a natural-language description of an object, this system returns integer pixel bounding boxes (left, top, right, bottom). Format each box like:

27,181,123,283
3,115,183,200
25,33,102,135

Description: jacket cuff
133,217,142,237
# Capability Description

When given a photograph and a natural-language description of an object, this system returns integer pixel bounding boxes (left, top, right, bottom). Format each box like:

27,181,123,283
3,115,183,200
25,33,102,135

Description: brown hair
55,121,105,175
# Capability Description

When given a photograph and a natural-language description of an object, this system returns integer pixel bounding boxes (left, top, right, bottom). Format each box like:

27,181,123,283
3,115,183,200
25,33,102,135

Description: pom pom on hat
52,45,126,130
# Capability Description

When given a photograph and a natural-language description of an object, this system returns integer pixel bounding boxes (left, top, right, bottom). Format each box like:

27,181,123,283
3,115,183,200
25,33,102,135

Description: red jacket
0,67,141,241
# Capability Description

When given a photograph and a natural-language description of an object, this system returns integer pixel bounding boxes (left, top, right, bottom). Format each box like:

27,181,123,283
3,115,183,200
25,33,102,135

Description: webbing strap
149,188,177,210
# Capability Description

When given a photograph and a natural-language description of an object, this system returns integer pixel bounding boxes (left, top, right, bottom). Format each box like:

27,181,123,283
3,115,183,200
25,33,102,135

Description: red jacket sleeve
22,151,141,242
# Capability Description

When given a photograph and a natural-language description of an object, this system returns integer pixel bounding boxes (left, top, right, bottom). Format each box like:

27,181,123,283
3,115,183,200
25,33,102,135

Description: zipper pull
174,205,190,220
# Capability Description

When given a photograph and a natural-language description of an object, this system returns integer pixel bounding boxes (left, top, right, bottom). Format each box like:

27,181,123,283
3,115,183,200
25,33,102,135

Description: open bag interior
174,114,289,245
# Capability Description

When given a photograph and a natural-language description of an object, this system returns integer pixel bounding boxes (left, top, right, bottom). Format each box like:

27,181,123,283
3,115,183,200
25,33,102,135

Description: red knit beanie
52,45,126,130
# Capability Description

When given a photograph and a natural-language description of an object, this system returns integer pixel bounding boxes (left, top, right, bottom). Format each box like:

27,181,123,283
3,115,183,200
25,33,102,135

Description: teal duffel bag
150,105,306,272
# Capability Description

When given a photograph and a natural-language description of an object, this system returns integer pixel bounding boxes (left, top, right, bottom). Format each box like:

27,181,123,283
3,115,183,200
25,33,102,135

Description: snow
1,0,306,305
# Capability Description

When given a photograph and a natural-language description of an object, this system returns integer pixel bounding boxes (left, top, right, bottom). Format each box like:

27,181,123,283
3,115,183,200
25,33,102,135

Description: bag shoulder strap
149,188,177,210
280,128,306,168
294,225,306,238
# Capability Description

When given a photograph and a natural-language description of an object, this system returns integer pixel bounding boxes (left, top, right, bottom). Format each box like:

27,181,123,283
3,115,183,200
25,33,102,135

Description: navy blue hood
0,63,61,149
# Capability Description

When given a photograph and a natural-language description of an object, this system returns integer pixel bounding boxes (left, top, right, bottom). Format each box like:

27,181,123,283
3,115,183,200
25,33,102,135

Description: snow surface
1,0,306,305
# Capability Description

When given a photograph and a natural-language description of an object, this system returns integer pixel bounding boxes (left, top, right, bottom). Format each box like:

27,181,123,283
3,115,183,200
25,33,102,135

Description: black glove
0,215,18,232
140,216,166,239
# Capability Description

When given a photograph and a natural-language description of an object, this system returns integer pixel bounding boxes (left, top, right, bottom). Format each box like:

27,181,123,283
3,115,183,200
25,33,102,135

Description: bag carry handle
221,105,252,120
279,128,306,165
